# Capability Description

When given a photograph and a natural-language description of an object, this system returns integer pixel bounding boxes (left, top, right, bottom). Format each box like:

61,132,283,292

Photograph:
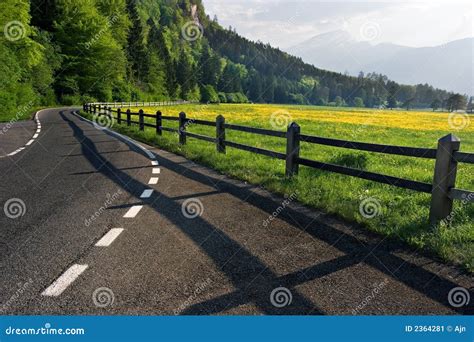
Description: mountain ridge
287,31,474,95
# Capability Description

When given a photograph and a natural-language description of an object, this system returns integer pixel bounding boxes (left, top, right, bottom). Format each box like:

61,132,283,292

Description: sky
203,0,474,49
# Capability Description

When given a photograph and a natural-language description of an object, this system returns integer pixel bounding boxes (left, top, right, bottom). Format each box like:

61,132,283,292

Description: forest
0,0,471,117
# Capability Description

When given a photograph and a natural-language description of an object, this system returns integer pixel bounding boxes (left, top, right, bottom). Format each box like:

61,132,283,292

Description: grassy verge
81,104,473,272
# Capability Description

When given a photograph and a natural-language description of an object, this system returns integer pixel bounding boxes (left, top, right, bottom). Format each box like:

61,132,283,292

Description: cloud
203,0,473,48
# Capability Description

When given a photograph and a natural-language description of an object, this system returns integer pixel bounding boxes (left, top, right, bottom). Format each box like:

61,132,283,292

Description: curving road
0,108,472,315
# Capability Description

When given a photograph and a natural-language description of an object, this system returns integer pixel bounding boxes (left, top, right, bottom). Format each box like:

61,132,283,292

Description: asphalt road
0,107,472,315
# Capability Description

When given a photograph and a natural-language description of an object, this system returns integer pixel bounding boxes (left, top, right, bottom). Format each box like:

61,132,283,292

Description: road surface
0,108,472,315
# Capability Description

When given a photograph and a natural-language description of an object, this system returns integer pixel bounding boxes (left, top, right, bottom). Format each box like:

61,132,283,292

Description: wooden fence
84,103,474,225
86,100,195,108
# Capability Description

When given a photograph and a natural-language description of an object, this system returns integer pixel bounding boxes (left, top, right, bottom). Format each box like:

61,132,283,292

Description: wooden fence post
117,108,121,125
156,111,162,135
429,134,460,225
139,109,144,131
126,109,131,126
93,105,97,115
108,107,112,122
286,122,300,177
179,112,186,145
216,115,226,153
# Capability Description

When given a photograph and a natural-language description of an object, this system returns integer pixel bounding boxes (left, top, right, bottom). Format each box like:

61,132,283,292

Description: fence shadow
68,110,473,315
151,147,473,315
62,110,323,314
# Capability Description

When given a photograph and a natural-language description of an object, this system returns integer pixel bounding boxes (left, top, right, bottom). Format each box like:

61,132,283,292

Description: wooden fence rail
84,103,474,226
87,100,195,107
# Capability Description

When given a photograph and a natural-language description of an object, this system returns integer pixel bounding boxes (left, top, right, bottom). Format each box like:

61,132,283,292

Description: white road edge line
152,168,160,174
26,139,34,146
151,160,159,166
95,228,124,247
72,110,157,161
123,205,143,218
148,177,159,185
140,189,153,198
41,264,88,297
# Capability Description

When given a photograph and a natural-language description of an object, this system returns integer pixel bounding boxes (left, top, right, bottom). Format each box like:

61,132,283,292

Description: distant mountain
288,31,473,95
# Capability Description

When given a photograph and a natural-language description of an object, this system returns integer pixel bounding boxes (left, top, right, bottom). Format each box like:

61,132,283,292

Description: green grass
82,104,473,272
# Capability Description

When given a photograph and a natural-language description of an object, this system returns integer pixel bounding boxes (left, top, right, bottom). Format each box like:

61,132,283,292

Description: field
92,104,474,271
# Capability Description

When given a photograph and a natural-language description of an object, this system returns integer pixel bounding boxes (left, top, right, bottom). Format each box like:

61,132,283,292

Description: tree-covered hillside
0,0,466,119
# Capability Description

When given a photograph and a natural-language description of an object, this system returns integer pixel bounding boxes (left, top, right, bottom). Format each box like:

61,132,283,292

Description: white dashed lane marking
140,189,153,198
41,264,88,297
39,111,163,298
123,205,143,218
95,228,124,247
148,177,159,185
5,108,45,157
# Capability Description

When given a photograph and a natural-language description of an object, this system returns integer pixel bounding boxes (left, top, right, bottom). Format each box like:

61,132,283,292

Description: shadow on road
64,110,473,315
62,111,321,314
